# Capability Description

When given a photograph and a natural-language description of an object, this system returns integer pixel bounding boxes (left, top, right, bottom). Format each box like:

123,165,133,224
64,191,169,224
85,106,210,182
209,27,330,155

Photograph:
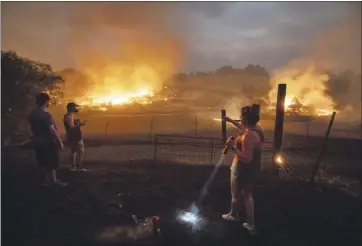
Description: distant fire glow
73,58,173,108
79,89,154,107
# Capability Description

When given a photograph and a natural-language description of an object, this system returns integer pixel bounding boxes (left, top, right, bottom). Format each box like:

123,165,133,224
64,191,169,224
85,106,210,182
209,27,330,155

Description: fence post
194,115,198,136
210,140,214,164
272,84,287,168
221,109,226,143
105,117,109,138
154,135,158,161
149,116,154,138
310,112,336,183
306,123,309,143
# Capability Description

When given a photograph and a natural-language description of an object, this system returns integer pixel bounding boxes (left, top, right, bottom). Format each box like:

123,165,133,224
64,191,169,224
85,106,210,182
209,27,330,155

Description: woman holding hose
222,104,264,235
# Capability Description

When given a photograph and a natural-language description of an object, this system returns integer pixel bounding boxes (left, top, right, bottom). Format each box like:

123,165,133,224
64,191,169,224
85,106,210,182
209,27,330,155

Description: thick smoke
269,3,361,122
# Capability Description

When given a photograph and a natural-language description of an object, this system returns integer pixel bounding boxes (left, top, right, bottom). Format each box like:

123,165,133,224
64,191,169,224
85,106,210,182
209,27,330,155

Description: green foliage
1,50,64,115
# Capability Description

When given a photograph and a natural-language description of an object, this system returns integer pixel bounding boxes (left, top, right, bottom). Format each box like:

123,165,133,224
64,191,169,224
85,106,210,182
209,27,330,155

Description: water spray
177,137,234,226
197,136,234,204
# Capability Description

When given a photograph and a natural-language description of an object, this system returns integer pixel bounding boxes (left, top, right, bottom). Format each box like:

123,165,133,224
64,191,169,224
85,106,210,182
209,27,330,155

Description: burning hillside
268,62,336,117
59,36,182,109
76,64,159,107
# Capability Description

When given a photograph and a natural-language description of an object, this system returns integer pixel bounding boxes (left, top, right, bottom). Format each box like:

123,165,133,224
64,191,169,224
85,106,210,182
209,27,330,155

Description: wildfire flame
74,63,164,107
79,89,154,106
269,63,336,117
72,36,180,108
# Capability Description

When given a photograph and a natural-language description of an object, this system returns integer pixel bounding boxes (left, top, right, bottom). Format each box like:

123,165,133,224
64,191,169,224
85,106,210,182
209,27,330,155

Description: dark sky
1,2,360,72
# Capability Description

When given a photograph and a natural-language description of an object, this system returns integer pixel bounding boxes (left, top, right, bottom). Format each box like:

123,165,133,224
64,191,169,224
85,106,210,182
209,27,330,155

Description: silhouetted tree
1,50,63,144
215,66,235,75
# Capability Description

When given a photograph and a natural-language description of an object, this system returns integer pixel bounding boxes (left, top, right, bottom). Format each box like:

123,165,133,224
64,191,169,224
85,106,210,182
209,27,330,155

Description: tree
244,64,270,77
215,66,235,75
1,50,63,144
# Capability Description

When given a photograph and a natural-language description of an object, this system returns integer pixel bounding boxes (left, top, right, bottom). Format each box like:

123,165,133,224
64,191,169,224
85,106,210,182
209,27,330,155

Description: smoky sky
1,1,360,72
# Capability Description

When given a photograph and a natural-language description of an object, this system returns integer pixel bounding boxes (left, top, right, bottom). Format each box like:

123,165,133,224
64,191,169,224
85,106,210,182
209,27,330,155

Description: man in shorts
63,102,87,172
28,93,67,187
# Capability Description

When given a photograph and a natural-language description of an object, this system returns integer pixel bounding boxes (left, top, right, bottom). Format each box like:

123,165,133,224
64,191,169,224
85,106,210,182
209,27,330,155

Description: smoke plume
268,4,361,122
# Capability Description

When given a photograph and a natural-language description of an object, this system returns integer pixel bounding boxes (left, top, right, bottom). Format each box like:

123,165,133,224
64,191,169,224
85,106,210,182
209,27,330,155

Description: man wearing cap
64,102,87,172
28,93,67,187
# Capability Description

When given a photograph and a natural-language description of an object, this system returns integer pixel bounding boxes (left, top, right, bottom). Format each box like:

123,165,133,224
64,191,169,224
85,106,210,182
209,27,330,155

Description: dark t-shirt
28,107,57,143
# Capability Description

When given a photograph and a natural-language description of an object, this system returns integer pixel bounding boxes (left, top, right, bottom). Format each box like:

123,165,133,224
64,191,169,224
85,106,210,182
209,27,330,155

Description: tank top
231,126,264,177
64,113,82,142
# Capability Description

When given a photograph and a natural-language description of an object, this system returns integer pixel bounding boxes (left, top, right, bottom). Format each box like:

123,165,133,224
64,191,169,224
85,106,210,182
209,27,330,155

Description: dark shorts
34,142,59,169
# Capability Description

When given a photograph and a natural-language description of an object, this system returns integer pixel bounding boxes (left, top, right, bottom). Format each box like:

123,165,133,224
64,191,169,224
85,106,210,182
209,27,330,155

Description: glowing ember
274,154,285,166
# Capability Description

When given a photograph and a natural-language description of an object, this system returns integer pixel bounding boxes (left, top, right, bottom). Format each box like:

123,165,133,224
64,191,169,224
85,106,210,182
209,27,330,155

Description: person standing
222,104,264,235
28,93,67,187
63,102,86,172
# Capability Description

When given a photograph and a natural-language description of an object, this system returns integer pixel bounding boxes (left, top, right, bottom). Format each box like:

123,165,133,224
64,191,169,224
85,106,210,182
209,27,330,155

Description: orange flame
269,63,336,117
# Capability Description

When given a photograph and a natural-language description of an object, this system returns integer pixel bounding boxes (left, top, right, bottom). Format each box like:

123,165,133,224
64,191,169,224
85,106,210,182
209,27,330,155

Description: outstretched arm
223,116,245,131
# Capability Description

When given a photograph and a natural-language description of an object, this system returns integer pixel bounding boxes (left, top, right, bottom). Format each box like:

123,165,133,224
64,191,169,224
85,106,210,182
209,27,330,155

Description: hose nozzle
222,136,234,154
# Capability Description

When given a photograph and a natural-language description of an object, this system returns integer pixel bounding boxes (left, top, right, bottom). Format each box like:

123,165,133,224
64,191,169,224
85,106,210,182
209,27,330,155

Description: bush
1,50,64,145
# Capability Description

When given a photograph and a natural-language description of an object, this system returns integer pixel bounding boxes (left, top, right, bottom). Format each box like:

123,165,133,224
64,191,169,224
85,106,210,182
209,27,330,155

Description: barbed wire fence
2,109,360,196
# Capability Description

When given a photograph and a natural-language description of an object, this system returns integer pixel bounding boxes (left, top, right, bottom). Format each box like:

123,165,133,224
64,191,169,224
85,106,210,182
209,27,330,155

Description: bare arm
45,113,63,147
49,125,63,146
224,117,245,131
232,132,255,164
230,119,245,131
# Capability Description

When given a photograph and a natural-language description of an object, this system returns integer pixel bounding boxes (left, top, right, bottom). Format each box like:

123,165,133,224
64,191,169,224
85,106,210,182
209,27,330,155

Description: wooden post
105,117,109,138
154,135,158,161
194,115,198,136
272,84,287,167
310,112,336,183
210,140,214,164
149,116,154,138
221,109,226,143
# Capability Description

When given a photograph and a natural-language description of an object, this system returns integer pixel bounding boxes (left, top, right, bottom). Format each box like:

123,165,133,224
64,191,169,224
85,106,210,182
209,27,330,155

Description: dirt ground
2,134,361,246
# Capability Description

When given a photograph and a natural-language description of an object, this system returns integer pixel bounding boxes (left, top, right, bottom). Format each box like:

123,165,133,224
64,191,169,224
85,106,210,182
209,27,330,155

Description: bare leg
230,196,240,217
70,151,76,167
222,174,241,220
47,169,57,184
242,187,255,226
76,150,84,168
